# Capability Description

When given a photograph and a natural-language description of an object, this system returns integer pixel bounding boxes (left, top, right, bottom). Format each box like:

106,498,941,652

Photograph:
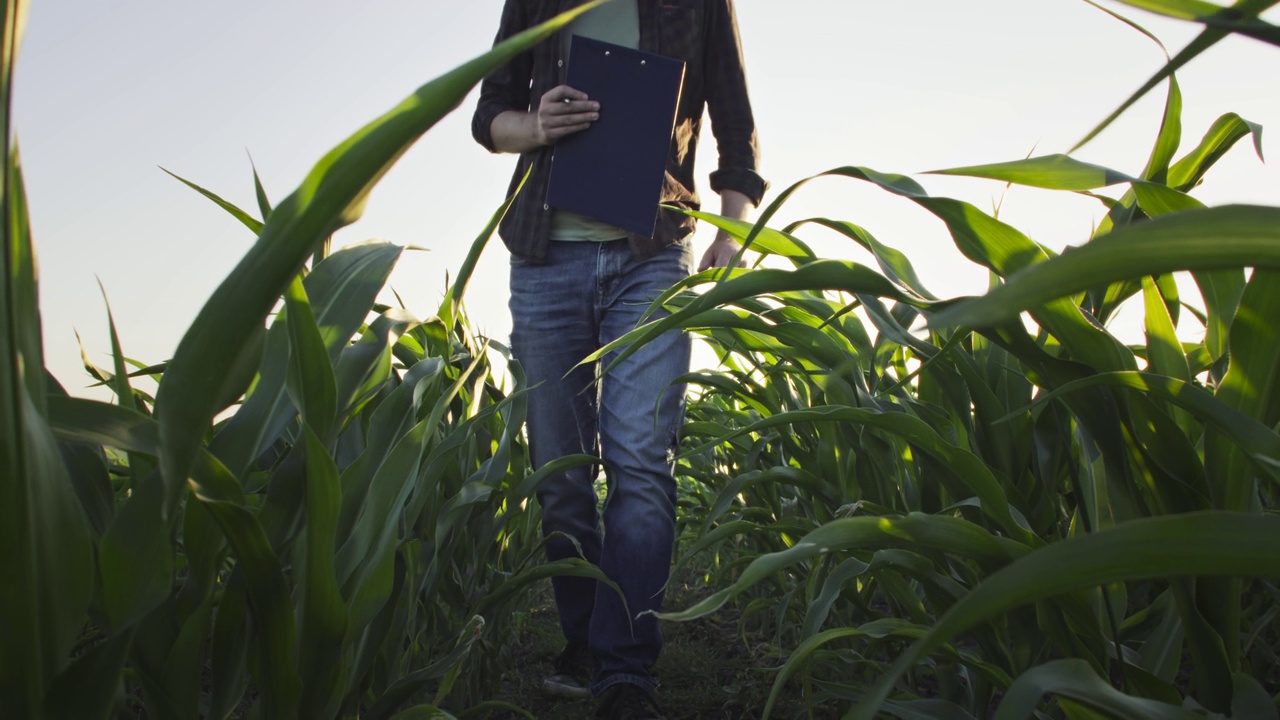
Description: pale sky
14,1,1279,397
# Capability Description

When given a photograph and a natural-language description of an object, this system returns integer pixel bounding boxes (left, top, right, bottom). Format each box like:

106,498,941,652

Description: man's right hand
489,85,600,154
533,85,600,146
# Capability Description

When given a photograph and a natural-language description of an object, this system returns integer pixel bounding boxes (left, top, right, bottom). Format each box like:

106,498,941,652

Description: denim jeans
509,238,693,695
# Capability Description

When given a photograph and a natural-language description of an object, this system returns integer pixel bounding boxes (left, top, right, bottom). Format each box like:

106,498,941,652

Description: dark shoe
595,683,665,720
543,642,592,699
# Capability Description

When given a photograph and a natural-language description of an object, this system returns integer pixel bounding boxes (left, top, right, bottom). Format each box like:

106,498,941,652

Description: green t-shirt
549,0,640,242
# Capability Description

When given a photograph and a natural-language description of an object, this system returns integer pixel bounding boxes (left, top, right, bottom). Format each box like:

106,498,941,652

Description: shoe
542,642,592,699
595,683,666,720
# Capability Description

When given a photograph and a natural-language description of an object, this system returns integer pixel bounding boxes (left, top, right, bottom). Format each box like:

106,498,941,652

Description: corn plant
1,2,609,718
597,3,1280,717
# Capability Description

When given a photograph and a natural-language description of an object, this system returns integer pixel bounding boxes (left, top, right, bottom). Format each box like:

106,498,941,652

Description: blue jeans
509,239,693,695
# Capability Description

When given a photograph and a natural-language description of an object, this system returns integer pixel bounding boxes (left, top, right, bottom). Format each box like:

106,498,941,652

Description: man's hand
533,85,599,146
697,189,755,271
489,85,599,154
698,234,745,271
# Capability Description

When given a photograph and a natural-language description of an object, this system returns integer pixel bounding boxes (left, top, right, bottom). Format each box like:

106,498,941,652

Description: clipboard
545,36,686,238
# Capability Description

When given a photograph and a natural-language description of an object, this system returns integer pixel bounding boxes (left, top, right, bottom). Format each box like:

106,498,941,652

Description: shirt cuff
709,168,768,207
472,102,506,154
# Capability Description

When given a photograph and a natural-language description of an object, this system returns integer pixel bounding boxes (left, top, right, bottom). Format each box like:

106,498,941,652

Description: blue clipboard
545,36,686,238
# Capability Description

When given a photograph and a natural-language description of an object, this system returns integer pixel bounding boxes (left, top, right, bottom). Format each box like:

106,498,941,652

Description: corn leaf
930,205,1280,329
283,276,338,441
927,155,1137,190
162,168,264,235
993,658,1200,720
849,512,1280,719
296,426,349,719
209,241,403,478
660,513,1028,622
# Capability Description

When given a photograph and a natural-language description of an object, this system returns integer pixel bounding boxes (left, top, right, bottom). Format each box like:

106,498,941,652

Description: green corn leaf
1180,581,1234,704
880,700,978,720
334,414,430,595
659,513,1027,623
506,452,601,507
1231,672,1279,720
1131,180,1203,217
800,557,871,639
587,259,931,375
701,466,835,534
282,275,338,441
250,154,272,220
42,630,134,720
766,619,1011,720
1107,0,1250,19
180,475,228,611
1107,0,1280,43
45,396,244,504
472,557,622,620
334,309,419,427
335,357,443,544
159,599,217,718
930,205,1280,329
848,512,1280,719
192,499,300,719
92,284,175,632
96,458,173,632
155,0,605,516
811,166,1134,372
296,426,349,719
1137,591,1185,682
7,147,40,404
45,364,115,538
926,155,1137,191
162,167,264,235
684,406,1036,543
209,241,402,479
364,615,485,720
2,19,95,704
992,658,1200,720
1193,268,1245,363
1074,0,1275,150
1144,73,1182,183
0,392,94,714
1206,270,1280,509
342,542,399,694
1142,277,1191,383
676,207,818,263
207,586,251,720
386,706,457,720
1008,370,1280,485
787,218,939,300
1169,112,1263,191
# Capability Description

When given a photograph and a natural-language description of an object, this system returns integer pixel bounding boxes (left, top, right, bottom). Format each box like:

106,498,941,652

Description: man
471,1,764,717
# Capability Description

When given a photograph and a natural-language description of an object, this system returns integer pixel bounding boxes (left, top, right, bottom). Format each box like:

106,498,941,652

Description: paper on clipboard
545,36,685,238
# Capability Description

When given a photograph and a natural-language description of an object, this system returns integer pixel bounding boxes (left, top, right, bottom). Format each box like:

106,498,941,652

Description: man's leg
509,242,605,654
590,240,693,695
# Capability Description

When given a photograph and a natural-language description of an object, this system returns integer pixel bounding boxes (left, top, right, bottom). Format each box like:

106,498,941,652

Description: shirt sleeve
703,0,767,206
472,0,534,154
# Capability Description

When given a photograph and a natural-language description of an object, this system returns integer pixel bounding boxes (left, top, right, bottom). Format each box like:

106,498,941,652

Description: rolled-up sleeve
472,0,534,153
703,0,767,205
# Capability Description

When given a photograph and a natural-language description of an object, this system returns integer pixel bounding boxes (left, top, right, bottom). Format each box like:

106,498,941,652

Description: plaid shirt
472,0,767,263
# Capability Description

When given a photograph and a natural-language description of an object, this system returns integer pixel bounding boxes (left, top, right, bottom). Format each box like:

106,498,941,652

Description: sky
13,1,1280,398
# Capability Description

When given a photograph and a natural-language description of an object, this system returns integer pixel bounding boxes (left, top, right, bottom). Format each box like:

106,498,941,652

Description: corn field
3,0,1280,718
